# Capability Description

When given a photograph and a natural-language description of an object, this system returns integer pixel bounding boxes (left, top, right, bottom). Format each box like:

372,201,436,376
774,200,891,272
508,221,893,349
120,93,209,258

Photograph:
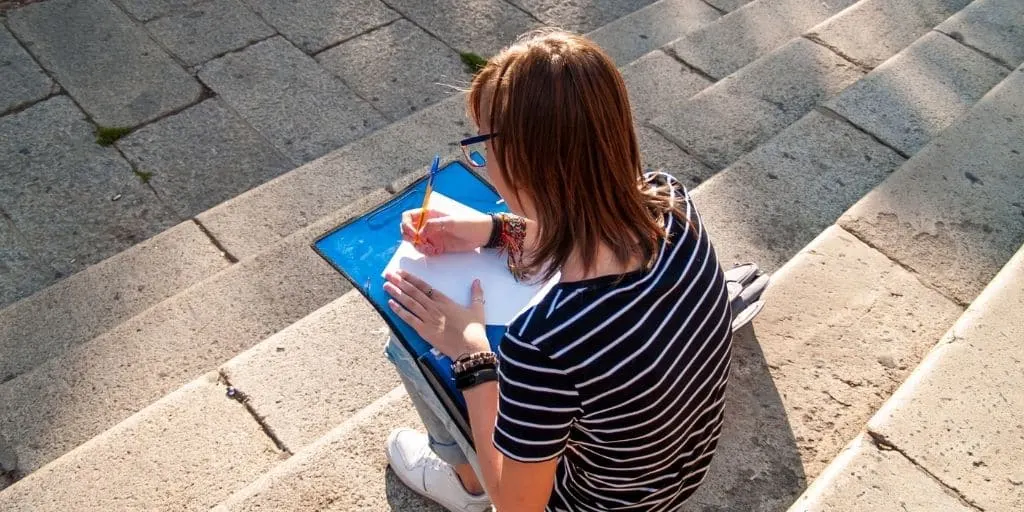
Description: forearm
463,382,505,505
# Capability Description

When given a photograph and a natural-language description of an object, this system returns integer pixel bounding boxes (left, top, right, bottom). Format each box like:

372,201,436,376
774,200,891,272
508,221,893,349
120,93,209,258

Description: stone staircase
1,0,1022,510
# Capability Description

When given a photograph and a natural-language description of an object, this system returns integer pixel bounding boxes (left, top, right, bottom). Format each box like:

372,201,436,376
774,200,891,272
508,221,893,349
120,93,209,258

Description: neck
559,243,642,283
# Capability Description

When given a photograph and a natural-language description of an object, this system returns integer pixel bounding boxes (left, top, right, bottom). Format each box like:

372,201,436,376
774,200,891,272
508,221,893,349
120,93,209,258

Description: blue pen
413,154,440,244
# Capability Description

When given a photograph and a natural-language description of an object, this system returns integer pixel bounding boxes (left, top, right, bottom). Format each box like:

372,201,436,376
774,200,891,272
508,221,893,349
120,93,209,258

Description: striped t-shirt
493,173,734,511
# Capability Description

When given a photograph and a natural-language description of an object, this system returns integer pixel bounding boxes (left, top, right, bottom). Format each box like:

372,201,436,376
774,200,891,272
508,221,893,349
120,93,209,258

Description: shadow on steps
684,324,806,511
385,466,447,511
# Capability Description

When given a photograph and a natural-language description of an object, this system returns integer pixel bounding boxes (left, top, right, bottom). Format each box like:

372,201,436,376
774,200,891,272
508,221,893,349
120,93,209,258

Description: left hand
384,270,490,358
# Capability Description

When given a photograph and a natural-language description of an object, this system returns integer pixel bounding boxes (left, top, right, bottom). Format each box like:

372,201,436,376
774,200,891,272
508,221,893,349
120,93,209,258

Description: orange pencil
413,154,440,245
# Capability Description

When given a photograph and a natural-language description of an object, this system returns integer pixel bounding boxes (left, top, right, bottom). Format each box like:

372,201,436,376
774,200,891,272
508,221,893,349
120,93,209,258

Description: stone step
691,13,1016,269
0,220,229,385
653,0,982,171
667,0,858,80
218,289,401,453
0,372,286,511
211,388,441,512
789,243,1024,511
0,0,724,486
0,190,388,476
839,64,1024,306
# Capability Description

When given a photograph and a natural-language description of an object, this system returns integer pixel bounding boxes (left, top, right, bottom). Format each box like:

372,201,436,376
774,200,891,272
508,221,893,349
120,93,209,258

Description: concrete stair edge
787,242,1024,511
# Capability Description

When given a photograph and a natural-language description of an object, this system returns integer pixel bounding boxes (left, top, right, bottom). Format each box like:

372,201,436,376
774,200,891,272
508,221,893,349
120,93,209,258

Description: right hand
401,209,493,256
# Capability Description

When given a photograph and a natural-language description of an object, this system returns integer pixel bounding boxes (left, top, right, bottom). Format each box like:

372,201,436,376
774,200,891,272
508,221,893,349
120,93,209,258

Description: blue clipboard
312,161,511,440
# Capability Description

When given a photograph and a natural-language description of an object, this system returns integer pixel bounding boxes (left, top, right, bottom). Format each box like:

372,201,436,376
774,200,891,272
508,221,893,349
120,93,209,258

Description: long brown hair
468,29,684,282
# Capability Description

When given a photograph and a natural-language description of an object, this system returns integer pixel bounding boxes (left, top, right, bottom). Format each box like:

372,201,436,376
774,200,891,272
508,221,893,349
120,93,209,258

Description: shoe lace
423,450,449,472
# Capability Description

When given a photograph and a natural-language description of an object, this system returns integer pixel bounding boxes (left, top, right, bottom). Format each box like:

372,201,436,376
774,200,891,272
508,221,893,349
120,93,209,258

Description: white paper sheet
383,193,554,325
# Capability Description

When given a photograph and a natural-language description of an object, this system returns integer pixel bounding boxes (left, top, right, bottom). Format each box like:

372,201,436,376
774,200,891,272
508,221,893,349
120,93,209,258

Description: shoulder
643,171,690,202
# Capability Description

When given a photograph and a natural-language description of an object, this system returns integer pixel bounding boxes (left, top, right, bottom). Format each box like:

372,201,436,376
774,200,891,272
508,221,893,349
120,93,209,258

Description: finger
388,299,425,330
388,271,440,308
383,281,432,321
470,279,485,314
400,221,416,242
396,270,450,305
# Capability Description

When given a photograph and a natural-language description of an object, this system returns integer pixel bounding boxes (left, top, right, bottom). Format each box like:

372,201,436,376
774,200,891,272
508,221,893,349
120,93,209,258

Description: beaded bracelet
483,213,528,281
452,351,498,375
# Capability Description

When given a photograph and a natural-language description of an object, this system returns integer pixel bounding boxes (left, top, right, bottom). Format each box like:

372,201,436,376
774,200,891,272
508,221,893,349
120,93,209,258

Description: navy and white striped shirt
493,173,733,511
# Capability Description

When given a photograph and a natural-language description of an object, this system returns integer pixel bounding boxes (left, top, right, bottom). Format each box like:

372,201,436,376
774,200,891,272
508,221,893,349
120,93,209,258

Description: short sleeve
493,333,580,462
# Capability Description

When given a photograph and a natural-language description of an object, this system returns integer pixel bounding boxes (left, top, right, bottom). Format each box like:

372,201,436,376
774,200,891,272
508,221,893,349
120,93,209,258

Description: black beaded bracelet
483,213,503,249
455,367,498,390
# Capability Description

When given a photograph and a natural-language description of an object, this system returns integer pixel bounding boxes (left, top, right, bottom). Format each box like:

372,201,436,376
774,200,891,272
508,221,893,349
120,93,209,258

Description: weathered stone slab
788,435,975,512
0,96,178,277
198,37,387,164
937,0,1024,70
316,19,470,121
0,190,387,473
637,127,713,190
621,49,712,122
827,31,1008,155
117,98,293,219
692,111,904,270
652,38,864,170
587,0,720,65
221,291,400,451
0,26,55,115
144,0,275,66
197,95,472,259
383,0,540,56
507,0,656,33
0,219,57,309
7,0,202,127
0,373,283,511
114,0,204,21
726,226,961,481
0,221,228,384
243,0,399,54
867,246,1024,512
214,388,445,512
705,0,752,11
807,0,973,69
668,0,857,79
839,67,1024,305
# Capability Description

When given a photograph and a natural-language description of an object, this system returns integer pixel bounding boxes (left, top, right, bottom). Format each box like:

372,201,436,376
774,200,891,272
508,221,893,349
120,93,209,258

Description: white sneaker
385,428,492,512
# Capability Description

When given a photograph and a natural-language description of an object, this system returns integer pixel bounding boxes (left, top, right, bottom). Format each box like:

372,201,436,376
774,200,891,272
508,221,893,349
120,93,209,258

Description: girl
382,29,733,512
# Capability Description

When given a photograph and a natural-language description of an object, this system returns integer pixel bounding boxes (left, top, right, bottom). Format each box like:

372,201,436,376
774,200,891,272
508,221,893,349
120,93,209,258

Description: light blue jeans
384,335,481,473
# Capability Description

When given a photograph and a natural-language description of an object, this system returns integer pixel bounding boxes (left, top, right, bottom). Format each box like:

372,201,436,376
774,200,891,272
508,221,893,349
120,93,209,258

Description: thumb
470,279,485,314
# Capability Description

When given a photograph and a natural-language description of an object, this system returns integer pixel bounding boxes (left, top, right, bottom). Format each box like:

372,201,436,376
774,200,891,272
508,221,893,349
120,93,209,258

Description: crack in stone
802,33,873,72
217,371,292,455
192,219,239,263
868,431,986,511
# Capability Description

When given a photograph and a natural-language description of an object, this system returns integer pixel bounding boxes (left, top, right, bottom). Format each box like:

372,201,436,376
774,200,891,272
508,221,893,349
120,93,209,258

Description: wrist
469,215,495,249
452,352,498,391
